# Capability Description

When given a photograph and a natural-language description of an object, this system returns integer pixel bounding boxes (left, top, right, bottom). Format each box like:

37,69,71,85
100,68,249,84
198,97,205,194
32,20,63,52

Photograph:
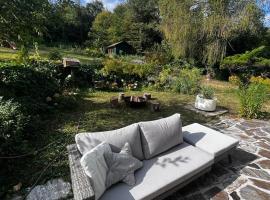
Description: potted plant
195,86,217,111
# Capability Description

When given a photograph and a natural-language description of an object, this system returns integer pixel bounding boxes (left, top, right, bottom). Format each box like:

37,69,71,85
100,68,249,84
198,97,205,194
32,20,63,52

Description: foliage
200,86,215,99
48,49,63,61
229,75,242,86
102,57,155,78
154,68,173,91
0,0,50,45
0,62,59,114
85,48,105,58
221,46,270,69
145,42,173,65
159,0,264,68
238,83,268,118
0,100,30,154
250,76,270,87
173,68,202,94
90,0,161,52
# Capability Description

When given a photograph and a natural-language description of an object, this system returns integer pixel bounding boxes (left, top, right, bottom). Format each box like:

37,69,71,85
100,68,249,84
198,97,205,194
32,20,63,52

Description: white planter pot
195,95,217,112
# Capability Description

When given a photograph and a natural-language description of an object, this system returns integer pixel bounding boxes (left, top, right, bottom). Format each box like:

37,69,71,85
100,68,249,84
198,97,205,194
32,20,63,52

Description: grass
2,79,270,198
0,47,98,65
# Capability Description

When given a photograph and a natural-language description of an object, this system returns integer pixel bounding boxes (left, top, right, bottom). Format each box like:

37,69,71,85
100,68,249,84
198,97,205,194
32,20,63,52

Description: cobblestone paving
165,117,270,200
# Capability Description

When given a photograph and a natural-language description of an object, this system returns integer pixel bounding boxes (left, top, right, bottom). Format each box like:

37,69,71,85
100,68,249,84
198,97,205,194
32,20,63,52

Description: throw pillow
80,142,111,200
139,113,183,159
104,142,143,188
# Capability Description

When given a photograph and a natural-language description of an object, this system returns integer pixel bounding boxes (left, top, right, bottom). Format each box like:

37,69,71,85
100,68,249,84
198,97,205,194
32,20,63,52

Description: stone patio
16,117,270,200
165,117,270,200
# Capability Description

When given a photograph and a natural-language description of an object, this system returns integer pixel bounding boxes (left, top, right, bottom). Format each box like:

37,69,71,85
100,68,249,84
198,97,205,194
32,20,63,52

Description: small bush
250,76,270,87
173,68,202,94
102,58,155,88
229,75,242,86
238,83,268,118
0,63,59,114
48,49,62,61
154,68,173,90
200,86,215,99
0,100,30,154
85,48,105,58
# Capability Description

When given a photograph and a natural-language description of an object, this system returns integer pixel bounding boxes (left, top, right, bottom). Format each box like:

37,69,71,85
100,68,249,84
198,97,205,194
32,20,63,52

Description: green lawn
0,46,99,64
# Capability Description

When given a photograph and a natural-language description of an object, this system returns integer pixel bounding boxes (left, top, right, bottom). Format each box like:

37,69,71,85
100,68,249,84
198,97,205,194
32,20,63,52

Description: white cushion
183,123,239,157
100,143,214,200
80,142,111,200
139,113,183,159
75,123,144,160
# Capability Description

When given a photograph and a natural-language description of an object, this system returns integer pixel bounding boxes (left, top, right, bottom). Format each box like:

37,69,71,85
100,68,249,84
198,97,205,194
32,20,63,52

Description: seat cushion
139,114,183,159
75,123,144,160
100,142,214,200
183,123,239,157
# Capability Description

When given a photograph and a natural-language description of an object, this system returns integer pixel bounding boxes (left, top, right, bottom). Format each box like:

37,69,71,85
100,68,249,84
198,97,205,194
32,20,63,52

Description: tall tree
90,11,113,47
0,0,50,45
159,0,265,69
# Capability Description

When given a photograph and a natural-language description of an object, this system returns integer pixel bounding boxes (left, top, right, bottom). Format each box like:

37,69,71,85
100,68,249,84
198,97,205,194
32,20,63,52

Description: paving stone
226,176,247,194
242,168,270,181
246,128,268,137
261,127,270,134
257,160,270,169
26,179,71,200
241,121,269,129
256,141,270,150
248,163,261,169
211,190,229,200
249,178,270,191
239,142,258,154
230,191,241,200
258,149,270,159
230,149,258,165
240,185,270,200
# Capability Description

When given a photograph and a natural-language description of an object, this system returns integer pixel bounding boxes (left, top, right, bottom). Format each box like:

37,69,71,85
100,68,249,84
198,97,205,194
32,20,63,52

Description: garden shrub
250,76,270,93
102,58,155,88
0,100,30,154
200,86,215,99
229,75,242,86
48,49,63,61
221,46,270,77
238,83,268,119
154,68,173,90
0,63,59,114
145,43,173,65
85,48,105,58
173,68,202,94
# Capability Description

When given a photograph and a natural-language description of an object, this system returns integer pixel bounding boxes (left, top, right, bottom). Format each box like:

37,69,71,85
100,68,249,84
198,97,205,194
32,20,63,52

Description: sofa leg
228,155,232,164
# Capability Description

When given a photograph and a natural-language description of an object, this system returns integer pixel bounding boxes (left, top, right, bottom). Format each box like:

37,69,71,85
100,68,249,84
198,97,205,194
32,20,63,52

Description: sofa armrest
67,144,95,200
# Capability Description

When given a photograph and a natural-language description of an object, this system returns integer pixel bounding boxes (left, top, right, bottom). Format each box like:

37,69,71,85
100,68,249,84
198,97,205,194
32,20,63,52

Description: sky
83,0,124,11
83,0,270,27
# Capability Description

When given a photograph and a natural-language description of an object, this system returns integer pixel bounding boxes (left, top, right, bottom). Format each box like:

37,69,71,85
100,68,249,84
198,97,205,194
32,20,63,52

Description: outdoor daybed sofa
67,114,239,200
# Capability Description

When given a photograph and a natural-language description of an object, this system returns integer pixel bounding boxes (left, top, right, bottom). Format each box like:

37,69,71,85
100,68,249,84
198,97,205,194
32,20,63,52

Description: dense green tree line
0,0,269,57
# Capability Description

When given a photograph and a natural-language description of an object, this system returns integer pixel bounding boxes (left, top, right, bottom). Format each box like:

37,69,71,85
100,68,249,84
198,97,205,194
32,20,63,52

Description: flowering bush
229,75,242,86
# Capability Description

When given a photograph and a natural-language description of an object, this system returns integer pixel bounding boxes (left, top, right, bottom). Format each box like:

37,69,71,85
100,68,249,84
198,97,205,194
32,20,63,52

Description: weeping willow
159,0,265,68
